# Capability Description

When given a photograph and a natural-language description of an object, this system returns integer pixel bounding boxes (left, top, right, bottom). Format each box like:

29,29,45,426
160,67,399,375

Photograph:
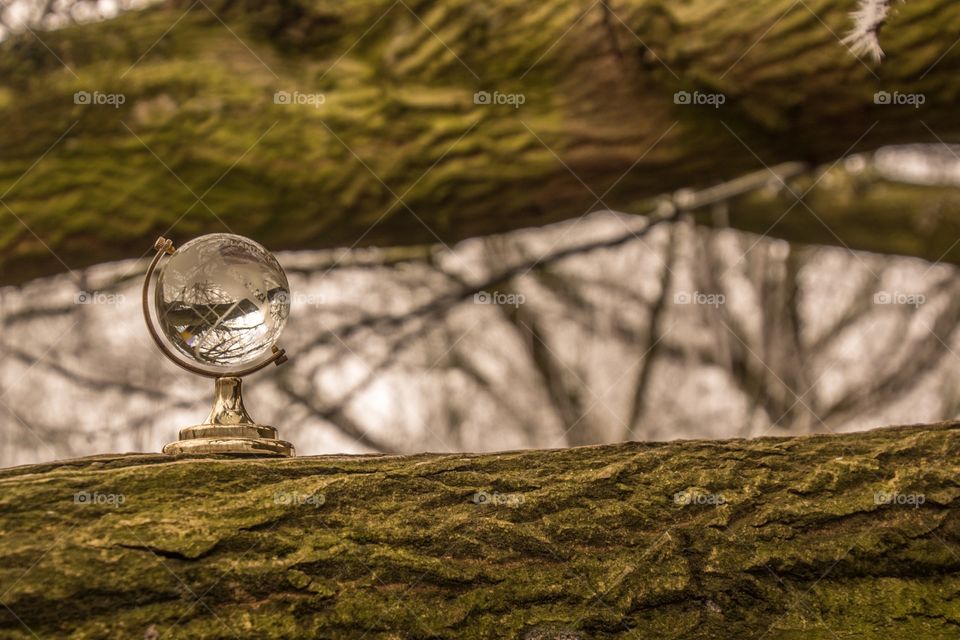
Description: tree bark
1,421,959,638
2,0,960,285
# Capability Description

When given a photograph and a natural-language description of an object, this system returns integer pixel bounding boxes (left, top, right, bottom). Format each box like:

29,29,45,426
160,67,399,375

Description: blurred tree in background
3,0,960,464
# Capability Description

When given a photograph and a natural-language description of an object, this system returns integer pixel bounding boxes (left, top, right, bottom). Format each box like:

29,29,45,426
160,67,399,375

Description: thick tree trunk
1,422,959,638
2,0,960,285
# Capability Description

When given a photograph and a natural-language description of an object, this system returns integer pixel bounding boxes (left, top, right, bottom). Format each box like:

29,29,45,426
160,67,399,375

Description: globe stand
162,376,294,456
144,236,296,458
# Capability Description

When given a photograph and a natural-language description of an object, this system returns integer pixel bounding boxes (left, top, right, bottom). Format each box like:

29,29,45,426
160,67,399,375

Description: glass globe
155,233,290,368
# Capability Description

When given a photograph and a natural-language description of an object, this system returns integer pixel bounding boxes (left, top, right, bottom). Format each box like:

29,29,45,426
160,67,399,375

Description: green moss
1,423,959,637
2,0,960,283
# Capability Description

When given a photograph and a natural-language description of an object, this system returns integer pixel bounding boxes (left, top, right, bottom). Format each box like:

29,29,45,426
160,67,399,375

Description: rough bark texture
1,422,960,638
2,0,960,284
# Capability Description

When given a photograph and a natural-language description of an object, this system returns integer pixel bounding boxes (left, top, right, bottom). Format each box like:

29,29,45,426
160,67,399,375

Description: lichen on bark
1,421,959,638
2,0,960,284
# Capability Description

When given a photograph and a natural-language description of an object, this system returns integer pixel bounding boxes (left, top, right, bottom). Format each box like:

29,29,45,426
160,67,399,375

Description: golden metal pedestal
162,377,295,456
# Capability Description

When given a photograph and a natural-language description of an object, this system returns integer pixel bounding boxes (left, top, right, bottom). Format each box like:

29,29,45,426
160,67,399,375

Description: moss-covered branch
2,0,960,284
1,422,960,638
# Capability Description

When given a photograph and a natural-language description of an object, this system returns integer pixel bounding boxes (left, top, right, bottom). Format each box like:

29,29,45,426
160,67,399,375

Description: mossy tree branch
1,422,959,638
2,0,960,285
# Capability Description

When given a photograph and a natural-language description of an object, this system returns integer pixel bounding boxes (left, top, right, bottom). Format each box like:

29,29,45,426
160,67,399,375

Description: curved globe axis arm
141,236,289,379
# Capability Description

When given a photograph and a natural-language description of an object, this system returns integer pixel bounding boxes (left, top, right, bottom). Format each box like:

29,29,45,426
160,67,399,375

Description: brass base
163,376,295,457
163,435,294,456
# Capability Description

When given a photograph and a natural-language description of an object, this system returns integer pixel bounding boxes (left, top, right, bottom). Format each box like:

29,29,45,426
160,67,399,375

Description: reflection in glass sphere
155,233,290,368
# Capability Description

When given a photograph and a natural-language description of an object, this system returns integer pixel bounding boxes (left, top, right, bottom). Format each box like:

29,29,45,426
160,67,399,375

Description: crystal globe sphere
154,233,290,369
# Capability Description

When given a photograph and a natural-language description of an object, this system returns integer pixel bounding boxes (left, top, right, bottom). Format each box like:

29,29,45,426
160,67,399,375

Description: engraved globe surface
155,233,290,369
